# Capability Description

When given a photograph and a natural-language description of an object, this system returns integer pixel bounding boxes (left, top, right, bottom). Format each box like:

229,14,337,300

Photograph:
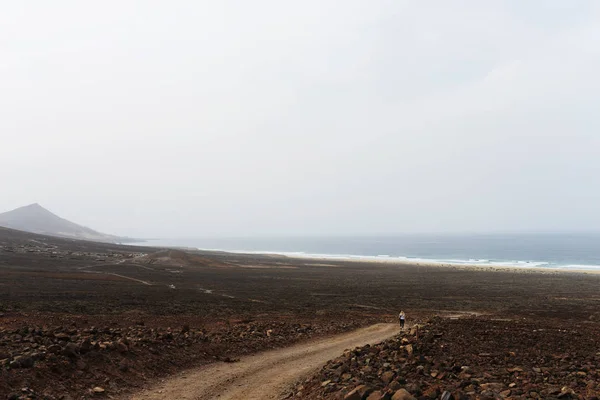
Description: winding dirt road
128,323,398,400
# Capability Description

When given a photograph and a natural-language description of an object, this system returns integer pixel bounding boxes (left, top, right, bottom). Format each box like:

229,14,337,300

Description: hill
0,203,136,243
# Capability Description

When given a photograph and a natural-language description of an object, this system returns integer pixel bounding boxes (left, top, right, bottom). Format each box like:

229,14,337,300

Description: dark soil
1,226,600,399
294,316,600,399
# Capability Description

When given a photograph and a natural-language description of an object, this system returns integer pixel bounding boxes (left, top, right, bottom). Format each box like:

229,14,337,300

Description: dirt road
128,323,398,400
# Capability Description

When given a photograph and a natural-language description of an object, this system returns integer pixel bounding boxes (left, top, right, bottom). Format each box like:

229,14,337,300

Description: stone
79,338,93,354
92,386,105,394
76,359,88,371
440,391,454,400
345,385,374,400
558,387,576,398
62,342,79,358
116,341,129,353
119,359,129,372
381,370,395,384
48,344,62,354
366,390,386,400
480,383,504,392
391,389,416,400
10,355,35,368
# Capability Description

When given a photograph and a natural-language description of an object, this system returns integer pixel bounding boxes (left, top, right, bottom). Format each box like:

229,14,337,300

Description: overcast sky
1,1,600,237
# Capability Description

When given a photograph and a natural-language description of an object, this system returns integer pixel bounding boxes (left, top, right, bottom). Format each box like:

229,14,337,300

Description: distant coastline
126,233,600,272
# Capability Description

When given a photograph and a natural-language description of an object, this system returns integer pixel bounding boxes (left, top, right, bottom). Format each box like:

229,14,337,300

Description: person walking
399,310,406,329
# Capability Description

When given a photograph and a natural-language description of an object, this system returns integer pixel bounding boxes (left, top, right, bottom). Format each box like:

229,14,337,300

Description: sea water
128,233,600,271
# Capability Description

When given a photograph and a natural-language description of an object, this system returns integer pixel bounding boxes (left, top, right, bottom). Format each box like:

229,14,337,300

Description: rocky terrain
2,226,600,398
0,316,368,399
293,316,600,400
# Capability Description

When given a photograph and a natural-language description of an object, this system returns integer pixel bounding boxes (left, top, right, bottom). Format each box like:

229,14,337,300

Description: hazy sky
2,1,600,237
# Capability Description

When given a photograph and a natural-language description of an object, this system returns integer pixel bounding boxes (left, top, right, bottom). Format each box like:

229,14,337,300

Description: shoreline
124,241,600,275
274,252,600,275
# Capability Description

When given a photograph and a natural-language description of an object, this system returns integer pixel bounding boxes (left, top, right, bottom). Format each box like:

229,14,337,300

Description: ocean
127,233,600,271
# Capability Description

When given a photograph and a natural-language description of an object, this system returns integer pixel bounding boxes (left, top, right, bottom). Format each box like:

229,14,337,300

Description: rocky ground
293,316,600,400
0,316,372,399
2,226,600,399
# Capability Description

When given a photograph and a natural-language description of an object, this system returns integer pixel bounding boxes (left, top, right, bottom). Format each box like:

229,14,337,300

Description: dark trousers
400,319,405,328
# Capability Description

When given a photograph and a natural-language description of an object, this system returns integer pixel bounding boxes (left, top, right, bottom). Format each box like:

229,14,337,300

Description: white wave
554,264,600,270
124,242,600,271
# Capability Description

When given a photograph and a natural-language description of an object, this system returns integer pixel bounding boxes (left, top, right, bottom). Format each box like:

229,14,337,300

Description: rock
116,341,129,353
10,355,35,368
55,333,70,341
345,385,374,400
92,386,105,394
558,387,576,398
421,386,440,399
321,380,332,387
119,358,129,372
381,370,395,384
79,338,93,354
440,391,454,400
391,389,416,400
366,390,386,400
47,344,62,354
480,390,495,399
76,359,88,371
62,342,79,358
405,344,413,356
480,382,504,392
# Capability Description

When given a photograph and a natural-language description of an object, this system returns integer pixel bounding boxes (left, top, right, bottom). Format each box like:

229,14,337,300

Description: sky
1,1,600,237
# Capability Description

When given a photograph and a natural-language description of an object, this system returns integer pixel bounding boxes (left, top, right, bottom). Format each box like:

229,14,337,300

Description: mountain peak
0,204,127,243
23,203,46,210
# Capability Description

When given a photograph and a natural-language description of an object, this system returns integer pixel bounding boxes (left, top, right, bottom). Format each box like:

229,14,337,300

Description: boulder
345,385,374,400
116,341,129,353
381,371,395,385
79,338,93,354
391,389,416,400
119,358,130,372
440,391,454,400
47,344,62,354
62,342,79,358
367,390,389,400
10,355,35,368
92,386,105,395
480,382,504,392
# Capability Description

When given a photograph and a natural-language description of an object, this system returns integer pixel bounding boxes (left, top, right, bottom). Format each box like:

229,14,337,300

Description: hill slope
0,203,134,243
